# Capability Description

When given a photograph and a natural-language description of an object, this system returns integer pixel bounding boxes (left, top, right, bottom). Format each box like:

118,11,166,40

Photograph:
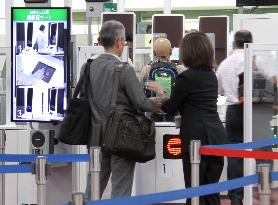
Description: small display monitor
236,0,278,6
170,47,179,62
101,12,136,62
11,7,70,122
152,15,184,61
152,15,184,48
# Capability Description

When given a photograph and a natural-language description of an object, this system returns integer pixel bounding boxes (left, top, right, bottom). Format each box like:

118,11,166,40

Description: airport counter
132,111,227,203
133,122,186,203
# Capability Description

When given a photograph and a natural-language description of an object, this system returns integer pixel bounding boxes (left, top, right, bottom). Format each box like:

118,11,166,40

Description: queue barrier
0,146,102,205
0,128,97,205
1,127,278,205
68,171,278,205
0,154,90,174
0,153,91,205
0,153,90,163
71,137,278,205
83,174,259,205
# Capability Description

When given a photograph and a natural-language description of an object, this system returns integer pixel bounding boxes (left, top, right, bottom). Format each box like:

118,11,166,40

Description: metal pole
35,156,47,205
72,192,85,205
88,17,93,46
238,6,244,14
117,0,125,12
90,147,101,201
257,164,271,205
190,140,200,205
164,0,171,14
5,0,12,125
0,130,5,205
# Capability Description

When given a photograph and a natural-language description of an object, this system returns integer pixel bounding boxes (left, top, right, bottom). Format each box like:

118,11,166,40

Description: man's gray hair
98,20,125,49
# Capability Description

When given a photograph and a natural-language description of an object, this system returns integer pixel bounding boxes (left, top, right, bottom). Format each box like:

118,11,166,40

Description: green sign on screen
13,8,67,21
103,3,117,12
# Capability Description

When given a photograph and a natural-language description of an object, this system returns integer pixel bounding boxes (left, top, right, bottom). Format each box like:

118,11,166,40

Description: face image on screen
11,7,70,122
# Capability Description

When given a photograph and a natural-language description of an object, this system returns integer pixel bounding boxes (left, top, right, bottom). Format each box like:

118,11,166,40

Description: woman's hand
150,96,167,114
145,81,166,94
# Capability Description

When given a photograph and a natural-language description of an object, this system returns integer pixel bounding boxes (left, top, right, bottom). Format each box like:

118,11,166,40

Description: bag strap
110,62,126,111
81,58,93,98
73,59,93,98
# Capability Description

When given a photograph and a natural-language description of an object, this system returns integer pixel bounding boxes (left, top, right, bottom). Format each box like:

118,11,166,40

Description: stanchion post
89,147,101,201
0,129,5,205
257,164,271,205
72,192,85,205
190,140,200,205
35,156,48,205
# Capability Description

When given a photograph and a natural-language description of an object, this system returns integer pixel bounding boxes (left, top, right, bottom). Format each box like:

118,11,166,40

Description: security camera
89,6,95,12
89,7,94,12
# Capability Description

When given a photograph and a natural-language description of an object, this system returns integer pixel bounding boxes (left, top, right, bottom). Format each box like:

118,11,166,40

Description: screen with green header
11,7,70,122
12,8,68,21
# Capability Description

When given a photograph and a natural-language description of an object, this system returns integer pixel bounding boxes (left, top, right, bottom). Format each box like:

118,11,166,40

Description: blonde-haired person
139,37,185,82
139,37,185,121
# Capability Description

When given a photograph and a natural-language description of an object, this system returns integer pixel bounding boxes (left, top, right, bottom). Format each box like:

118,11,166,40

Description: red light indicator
167,138,182,156
163,134,183,159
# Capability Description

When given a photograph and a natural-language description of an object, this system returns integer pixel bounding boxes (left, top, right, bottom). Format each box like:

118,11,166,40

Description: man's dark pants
226,104,244,204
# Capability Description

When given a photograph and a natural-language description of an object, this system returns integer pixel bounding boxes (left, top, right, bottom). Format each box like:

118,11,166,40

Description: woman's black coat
161,67,227,153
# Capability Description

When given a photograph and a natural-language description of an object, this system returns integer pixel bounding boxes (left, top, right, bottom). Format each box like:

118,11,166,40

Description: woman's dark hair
126,33,133,43
234,30,253,48
180,31,214,69
146,24,152,34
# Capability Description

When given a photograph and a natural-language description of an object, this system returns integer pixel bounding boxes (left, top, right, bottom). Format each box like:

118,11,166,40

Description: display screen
102,13,135,61
85,0,110,2
24,0,48,3
153,15,184,48
236,0,278,6
170,47,179,62
11,7,70,122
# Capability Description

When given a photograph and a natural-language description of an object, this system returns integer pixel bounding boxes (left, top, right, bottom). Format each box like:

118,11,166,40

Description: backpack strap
150,61,176,70
149,61,178,80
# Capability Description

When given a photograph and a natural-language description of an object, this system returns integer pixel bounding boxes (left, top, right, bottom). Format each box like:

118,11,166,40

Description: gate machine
4,0,74,204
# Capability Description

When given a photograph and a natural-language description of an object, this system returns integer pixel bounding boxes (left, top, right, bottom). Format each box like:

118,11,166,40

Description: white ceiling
124,0,237,10
72,0,237,11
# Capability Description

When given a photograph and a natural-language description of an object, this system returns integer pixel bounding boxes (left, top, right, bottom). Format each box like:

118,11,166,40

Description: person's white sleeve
216,68,224,96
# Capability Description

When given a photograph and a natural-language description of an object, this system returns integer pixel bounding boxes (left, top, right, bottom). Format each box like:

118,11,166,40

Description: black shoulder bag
102,62,156,163
58,59,93,145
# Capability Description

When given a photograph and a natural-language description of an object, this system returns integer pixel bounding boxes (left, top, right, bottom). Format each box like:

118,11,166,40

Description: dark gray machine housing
30,129,55,154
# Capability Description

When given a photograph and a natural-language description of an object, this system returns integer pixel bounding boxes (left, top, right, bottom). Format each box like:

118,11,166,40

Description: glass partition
134,49,151,78
244,43,278,205
0,49,7,125
0,1,4,19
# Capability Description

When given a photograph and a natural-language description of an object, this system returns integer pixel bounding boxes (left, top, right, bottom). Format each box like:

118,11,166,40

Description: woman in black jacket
150,32,227,205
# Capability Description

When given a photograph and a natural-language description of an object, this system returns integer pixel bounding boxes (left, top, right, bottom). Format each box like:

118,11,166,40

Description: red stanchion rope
200,147,278,160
